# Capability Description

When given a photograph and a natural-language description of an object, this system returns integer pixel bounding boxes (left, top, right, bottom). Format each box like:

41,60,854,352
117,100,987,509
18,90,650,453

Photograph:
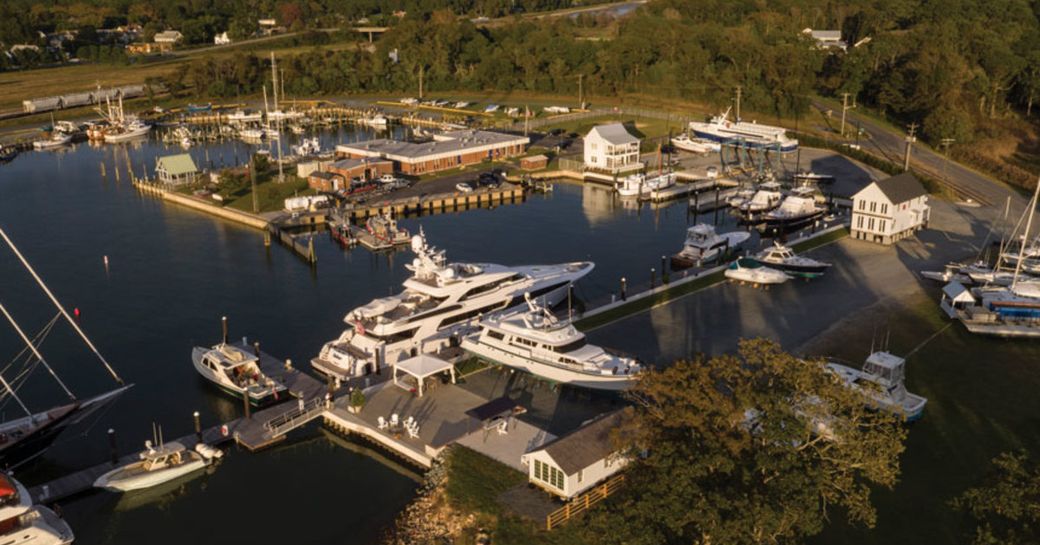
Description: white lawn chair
404,416,415,428
407,424,420,439
496,419,509,435
377,416,388,430
390,413,399,427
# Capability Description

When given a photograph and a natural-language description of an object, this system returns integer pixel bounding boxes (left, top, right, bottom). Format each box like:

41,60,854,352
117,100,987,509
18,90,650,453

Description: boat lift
719,138,785,179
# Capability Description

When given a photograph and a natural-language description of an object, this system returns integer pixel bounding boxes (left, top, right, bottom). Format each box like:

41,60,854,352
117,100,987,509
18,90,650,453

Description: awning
391,354,456,397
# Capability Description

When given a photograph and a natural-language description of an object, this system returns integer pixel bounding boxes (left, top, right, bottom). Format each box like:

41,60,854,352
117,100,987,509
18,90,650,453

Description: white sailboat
311,229,594,380
461,295,641,391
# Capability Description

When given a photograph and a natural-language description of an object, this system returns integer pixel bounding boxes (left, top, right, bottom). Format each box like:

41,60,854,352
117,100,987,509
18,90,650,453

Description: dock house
155,154,199,186
521,410,628,500
850,172,929,245
583,123,641,175
335,129,528,175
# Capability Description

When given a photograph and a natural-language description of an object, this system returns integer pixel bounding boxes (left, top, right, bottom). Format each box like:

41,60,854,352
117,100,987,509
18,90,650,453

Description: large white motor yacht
311,230,594,379
671,223,750,268
0,473,74,544
461,295,640,390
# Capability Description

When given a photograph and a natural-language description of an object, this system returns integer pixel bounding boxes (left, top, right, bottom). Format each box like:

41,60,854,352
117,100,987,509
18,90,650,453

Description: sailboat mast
1011,177,1040,290
0,228,125,385
0,303,76,400
0,369,34,420
271,52,279,112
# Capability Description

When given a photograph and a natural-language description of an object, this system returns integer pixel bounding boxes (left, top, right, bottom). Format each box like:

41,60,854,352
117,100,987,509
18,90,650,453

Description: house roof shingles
588,123,639,145
869,172,928,204
538,410,625,474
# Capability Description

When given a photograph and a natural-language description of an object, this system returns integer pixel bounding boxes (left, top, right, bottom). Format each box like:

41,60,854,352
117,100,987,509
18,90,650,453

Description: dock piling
107,428,117,464
650,268,656,289
243,388,251,419
194,411,202,441
620,277,627,301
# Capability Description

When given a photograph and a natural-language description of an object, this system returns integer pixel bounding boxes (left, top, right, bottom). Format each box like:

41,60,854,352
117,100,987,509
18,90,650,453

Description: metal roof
156,154,198,176
587,123,639,145
535,410,625,474
336,130,528,163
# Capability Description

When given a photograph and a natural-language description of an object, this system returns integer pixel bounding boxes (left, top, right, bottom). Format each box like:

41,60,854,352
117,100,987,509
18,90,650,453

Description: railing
546,474,625,530
264,397,326,437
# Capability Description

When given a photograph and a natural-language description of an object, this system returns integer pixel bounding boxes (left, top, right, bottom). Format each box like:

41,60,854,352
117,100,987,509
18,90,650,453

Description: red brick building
335,129,529,175
307,158,392,191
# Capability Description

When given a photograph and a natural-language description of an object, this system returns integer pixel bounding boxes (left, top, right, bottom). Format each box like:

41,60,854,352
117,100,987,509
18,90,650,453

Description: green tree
586,339,907,545
953,451,1040,545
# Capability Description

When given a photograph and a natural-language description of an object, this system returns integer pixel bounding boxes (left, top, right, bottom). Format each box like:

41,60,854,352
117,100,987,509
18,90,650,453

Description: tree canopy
954,451,1040,545
584,339,907,545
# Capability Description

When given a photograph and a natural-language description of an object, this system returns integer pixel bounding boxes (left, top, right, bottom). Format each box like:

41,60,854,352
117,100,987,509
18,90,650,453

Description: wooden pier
346,185,526,221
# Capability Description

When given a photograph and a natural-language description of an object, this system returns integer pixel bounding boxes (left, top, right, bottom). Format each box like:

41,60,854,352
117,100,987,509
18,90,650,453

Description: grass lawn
444,447,588,545
538,114,684,142
224,174,313,213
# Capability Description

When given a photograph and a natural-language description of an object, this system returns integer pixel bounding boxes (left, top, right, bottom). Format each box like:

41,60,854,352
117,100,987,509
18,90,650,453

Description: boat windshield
551,337,588,353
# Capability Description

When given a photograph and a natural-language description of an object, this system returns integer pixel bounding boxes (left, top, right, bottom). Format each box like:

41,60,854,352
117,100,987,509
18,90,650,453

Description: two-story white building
520,410,627,500
584,123,641,175
851,172,929,245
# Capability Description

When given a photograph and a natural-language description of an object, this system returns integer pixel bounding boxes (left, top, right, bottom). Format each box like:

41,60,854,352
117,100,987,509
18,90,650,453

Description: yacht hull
94,459,208,492
460,342,638,391
191,346,286,407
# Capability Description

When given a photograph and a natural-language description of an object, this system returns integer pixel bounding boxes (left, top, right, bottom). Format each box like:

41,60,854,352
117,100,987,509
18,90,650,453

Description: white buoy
103,255,109,267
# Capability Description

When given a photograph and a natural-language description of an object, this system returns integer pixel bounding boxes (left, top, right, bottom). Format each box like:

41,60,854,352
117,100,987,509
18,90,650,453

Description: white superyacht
461,295,641,391
311,230,594,379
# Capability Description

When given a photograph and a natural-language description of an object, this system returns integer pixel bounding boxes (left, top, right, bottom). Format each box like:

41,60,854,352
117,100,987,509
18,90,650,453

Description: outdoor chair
390,413,399,427
377,416,388,430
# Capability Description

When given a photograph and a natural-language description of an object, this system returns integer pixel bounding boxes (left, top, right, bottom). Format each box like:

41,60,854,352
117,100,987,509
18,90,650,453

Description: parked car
456,182,474,193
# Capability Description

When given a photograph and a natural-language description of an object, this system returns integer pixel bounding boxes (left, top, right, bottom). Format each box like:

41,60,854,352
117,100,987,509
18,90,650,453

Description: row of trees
574,340,1039,545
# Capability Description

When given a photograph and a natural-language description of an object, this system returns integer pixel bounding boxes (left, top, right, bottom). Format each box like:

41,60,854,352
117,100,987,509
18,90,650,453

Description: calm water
0,128,718,543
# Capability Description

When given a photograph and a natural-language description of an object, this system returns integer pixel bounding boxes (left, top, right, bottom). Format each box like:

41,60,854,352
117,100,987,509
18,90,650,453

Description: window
868,218,875,231
857,216,864,229
534,459,565,490
858,200,865,210
880,220,886,232
487,330,505,341
870,201,877,213
881,203,888,215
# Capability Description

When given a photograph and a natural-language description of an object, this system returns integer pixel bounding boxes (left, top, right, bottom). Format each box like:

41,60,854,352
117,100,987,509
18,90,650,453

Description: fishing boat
615,172,676,198
103,119,151,143
360,213,410,249
32,133,72,150
94,434,221,493
0,473,73,544
191,318,288,406
227,110,263,124
726,187,757,209
461,295,641,391
291,137,322,157
671,224,750,269
311,229,594,379
670,133,721,153
724,257,791,285
359,115,388,128
689,107,799,152
761,186,827,229
751,242,831,278
186,103,212,113
0,228,132,469
826,351,927,421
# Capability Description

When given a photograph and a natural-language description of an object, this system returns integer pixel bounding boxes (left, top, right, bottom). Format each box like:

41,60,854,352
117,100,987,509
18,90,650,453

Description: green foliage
586,339,907,545
349,388,365,407
953,452,1040,545
444,446,526,517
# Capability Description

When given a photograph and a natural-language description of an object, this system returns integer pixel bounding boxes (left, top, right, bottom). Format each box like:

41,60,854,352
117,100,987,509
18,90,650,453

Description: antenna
0,227,124,384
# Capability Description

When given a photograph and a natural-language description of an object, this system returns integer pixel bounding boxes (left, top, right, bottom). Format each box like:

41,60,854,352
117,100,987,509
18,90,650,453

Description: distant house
214,32,231,45
9,44,41,55
851,172,929,245
520,410,628,500
155,154,199,186
583,123,641,174
802,28,847,51
153,30,183,44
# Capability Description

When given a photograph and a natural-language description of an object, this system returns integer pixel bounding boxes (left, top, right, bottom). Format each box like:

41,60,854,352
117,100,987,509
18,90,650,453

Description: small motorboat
456,182,474,193
751,242,831,278
191,318,288,406
0,144,18,163
793,171,836,185
725,257,791,285
670,134,720,153
94,439,222,492
671,224,750,269
761,187,827,230
826,351,927,421
33,133,72,150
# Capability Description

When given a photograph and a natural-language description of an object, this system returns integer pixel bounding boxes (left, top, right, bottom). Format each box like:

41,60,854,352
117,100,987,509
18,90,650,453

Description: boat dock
344,184,526,221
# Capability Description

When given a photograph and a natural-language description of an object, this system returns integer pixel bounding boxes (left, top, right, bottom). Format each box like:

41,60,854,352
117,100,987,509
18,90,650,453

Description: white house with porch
520,410,627,500
155,153,199,186
584,123,641,174
851,172,929,245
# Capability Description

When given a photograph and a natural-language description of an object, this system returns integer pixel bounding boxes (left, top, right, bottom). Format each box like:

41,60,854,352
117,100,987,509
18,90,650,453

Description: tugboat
191,317,287,407
671,224,750,269
361,213,410,249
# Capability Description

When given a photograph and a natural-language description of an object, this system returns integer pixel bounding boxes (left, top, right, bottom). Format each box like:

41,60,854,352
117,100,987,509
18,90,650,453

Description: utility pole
734,86,742,120
902,123,918,171
941,138,956,181
524,105,530,136
578,74,584,110
418,65,424,100
839,92,855,137
249,154,259,214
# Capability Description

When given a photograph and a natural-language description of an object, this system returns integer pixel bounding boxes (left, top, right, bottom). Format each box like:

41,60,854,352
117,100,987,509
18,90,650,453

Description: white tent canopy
392,354,456,397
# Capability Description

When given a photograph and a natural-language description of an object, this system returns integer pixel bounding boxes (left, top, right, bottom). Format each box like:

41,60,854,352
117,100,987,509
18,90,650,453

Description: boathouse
583,123,641,175
520,154,549,170
335,129,529,175
520,410,628,500
850,172,929,245
155,154,199,186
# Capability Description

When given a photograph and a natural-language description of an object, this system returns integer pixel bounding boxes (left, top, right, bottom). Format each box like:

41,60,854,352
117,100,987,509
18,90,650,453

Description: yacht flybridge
461,295,641,391
312,230,594,380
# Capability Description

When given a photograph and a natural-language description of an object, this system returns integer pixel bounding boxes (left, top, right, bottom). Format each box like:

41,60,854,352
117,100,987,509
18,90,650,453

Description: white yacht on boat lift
94,429,222,492
688,107,799,152
761,186,827,229
615,172,676,198
191,317,288,406
826,351,927,421
311,229,595,380
670,133,720,154
461,295,641,391
671,223,750,269
725,257,791,285
0,473,73,544
751,242,831,278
